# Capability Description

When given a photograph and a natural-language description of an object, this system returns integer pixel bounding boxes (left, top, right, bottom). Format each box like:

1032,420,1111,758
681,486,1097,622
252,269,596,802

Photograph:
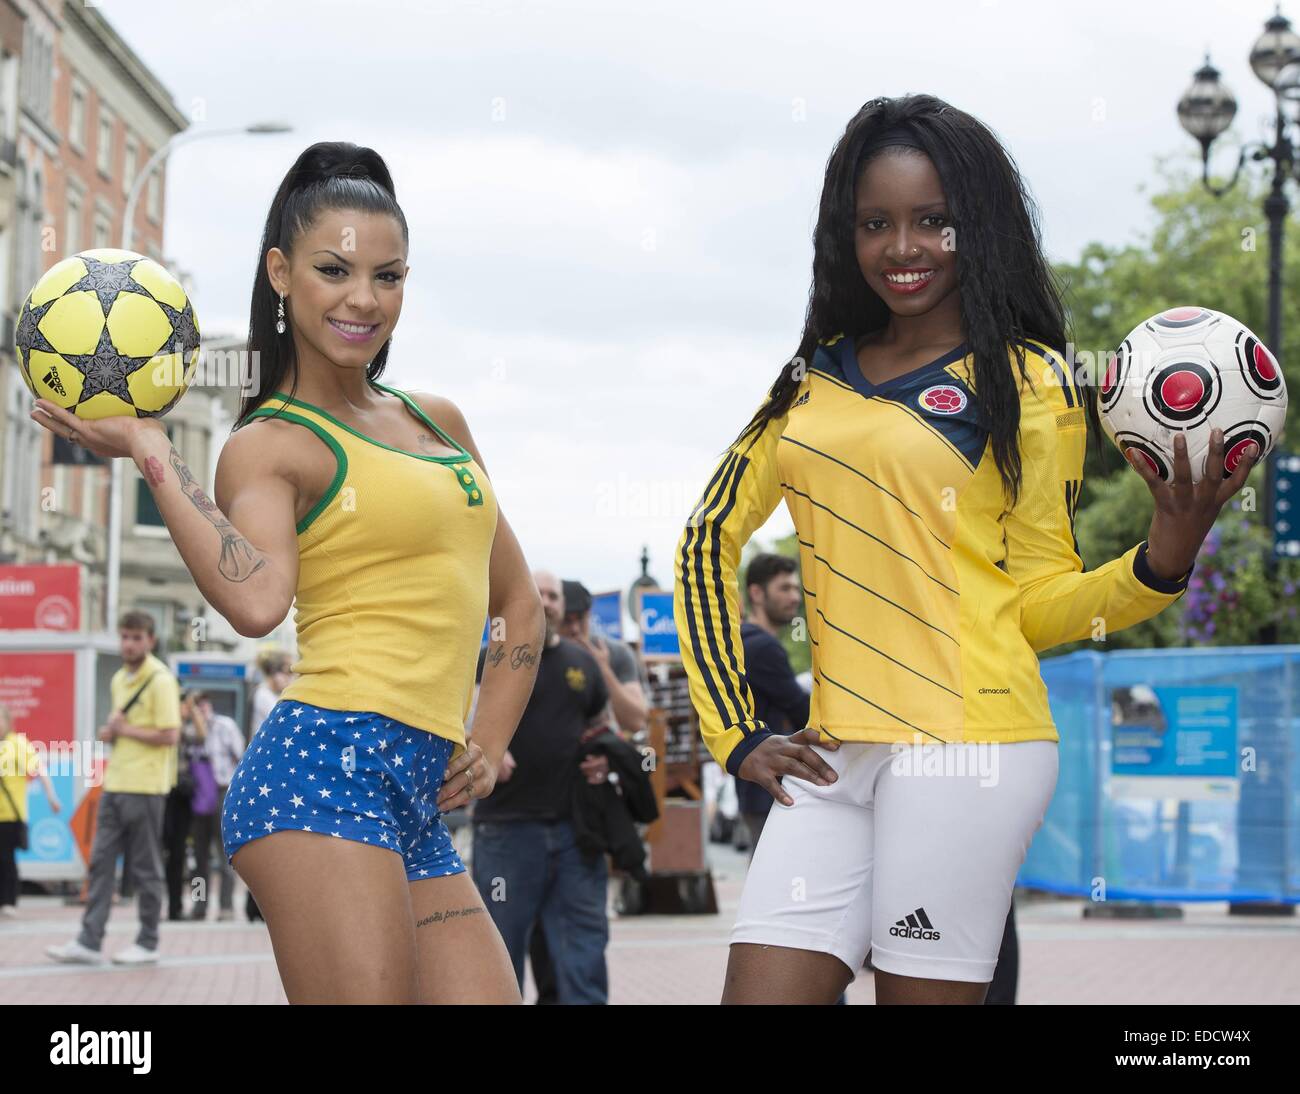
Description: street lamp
1179,13,1298,918
1177,10,1299,641
105,121,291,637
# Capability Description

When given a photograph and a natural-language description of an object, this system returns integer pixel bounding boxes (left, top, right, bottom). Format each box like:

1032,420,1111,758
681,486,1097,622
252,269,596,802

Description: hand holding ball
1100,306,1288,580
1100,307,1287,483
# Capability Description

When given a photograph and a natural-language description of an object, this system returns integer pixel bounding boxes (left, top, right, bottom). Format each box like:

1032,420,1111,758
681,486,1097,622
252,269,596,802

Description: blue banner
638,591,678,657
1110,685,1238,800
1022,647,1300,903
590,591,622,641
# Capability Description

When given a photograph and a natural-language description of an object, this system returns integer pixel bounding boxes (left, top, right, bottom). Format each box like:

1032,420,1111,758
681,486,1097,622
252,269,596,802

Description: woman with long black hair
30,142,542,1003
674,95,1257,1004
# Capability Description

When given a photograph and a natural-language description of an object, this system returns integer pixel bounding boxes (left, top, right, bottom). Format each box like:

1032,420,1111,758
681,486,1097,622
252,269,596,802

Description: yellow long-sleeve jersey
674,336,1193,775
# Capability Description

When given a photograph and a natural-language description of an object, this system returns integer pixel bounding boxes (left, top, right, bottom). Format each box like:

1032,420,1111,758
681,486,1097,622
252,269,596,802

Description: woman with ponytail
673,96,1257,1004
30,142,540,1003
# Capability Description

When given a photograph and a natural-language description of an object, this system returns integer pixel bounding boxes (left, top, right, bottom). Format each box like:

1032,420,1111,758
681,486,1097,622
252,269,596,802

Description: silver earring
276,293,286,335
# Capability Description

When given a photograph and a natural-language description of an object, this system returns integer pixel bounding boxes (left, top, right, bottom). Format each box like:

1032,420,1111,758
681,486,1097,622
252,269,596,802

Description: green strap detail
368,382,485,506
450,460,484,507
367,381,473,462
245,405,348,534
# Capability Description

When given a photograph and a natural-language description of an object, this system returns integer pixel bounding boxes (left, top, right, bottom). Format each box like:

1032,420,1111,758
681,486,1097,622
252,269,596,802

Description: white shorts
732,739,1058,983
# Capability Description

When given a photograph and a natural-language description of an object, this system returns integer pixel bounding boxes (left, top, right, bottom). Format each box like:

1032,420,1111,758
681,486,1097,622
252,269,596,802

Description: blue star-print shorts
220,698,466,880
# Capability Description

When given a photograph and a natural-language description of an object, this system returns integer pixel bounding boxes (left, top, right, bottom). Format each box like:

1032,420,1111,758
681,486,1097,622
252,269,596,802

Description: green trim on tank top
261,385,485,508
244,406,349,535
266,383,470,463
370,382,486,506
370,381,472,458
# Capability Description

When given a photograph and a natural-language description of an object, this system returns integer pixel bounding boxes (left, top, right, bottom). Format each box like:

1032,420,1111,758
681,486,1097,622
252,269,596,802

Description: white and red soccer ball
1100,306,1288,485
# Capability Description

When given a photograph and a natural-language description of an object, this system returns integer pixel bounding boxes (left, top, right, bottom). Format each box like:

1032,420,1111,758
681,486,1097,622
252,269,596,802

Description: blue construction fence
1022,645,1300,902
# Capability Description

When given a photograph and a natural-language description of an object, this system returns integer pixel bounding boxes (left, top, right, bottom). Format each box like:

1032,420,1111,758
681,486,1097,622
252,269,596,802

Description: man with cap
558,579,649,744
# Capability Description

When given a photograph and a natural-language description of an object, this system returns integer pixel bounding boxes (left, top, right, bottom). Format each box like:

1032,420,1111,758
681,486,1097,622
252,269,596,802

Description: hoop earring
276,293,286,335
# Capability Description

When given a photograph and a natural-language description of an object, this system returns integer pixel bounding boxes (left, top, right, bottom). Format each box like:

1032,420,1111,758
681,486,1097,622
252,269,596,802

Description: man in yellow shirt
46,610,181,966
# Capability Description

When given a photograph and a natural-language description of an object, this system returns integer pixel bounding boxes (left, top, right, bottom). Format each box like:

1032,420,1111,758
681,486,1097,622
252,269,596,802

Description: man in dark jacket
572,726,657,880
471,571,612,1004
738,554,810,852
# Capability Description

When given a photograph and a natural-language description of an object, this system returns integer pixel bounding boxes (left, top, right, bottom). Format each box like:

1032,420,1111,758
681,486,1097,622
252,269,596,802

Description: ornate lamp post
1177,9,1300,642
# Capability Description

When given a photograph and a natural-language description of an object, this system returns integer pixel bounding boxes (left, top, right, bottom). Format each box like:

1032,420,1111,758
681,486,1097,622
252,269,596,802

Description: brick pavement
2,843,1296,1004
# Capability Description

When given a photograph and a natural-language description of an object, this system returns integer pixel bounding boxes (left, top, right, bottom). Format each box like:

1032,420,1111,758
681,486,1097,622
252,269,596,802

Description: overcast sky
95,0,1290,622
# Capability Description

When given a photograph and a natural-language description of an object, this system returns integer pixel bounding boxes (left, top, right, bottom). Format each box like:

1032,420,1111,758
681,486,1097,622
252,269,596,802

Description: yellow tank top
243,380,498,754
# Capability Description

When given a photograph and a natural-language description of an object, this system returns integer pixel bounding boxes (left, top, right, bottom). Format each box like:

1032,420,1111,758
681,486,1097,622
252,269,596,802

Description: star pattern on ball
65,255,155,315
63,324,154,406
14,297,57,371
159,298,201,358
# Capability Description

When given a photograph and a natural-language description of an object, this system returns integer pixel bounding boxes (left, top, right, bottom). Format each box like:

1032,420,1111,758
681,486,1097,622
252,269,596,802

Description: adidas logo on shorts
890,907,941,941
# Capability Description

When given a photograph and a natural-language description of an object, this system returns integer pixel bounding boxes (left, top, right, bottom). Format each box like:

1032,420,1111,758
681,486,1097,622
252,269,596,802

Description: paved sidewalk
3,844,1296,1004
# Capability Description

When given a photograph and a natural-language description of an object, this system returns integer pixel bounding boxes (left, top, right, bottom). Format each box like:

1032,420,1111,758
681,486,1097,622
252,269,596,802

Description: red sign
0,650,75,745
0,564,81,630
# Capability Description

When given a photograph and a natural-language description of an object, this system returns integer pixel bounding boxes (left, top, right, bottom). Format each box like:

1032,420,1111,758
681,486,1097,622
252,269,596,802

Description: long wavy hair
735,94,1097,507
234,141,409,428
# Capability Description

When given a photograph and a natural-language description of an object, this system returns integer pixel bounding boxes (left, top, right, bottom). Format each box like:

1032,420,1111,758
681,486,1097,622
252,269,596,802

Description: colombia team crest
918,383,968,414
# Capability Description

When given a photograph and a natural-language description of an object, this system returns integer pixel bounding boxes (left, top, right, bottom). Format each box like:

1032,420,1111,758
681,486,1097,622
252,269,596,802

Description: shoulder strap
120,671,158,715
242,404,349,535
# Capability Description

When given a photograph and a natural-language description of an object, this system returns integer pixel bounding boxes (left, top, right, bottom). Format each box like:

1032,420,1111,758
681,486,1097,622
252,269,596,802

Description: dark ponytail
234,141,409,428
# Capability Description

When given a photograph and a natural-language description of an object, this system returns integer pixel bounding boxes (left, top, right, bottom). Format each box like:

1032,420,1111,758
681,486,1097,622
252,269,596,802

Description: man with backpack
46,610,181,966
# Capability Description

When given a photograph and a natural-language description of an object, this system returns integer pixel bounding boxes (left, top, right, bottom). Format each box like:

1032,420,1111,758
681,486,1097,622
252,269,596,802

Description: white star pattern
219,700,464,881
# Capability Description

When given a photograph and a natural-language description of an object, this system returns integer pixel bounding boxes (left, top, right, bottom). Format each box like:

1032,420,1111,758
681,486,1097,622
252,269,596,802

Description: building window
26,169,43,295
92,212,110,249
22,29,53,122
146,170,160,223
96,109,114,179
134,425,172,532
123,135,137,197
3,402,39,541
65,188,81,255
70,83,86,152
42,38,52,119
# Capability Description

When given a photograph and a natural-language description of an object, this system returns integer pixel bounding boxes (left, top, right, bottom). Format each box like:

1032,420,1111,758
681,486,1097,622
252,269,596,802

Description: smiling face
853,149,961,323
267,207,409,371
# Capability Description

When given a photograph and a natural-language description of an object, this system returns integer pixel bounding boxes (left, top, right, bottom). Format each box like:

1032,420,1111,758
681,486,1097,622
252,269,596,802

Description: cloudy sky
97,0,1288,622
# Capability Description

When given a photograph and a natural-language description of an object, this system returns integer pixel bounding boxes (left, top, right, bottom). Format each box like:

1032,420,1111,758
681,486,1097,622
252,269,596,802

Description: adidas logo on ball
42,366,67,397
890,907,941,941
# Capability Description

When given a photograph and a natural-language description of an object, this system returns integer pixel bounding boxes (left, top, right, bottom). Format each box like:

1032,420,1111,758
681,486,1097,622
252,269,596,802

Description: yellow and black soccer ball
15,248,200,420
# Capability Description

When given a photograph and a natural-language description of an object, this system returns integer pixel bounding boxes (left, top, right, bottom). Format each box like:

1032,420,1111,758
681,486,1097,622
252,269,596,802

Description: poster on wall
0,650,80,866
1109,684,1239,801
0,564,81,631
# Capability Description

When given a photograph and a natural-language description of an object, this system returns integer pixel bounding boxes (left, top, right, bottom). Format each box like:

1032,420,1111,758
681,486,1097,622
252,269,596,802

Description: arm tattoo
144,456,165,486
167,446,267,582
482,642,539,671
509,642,539,670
